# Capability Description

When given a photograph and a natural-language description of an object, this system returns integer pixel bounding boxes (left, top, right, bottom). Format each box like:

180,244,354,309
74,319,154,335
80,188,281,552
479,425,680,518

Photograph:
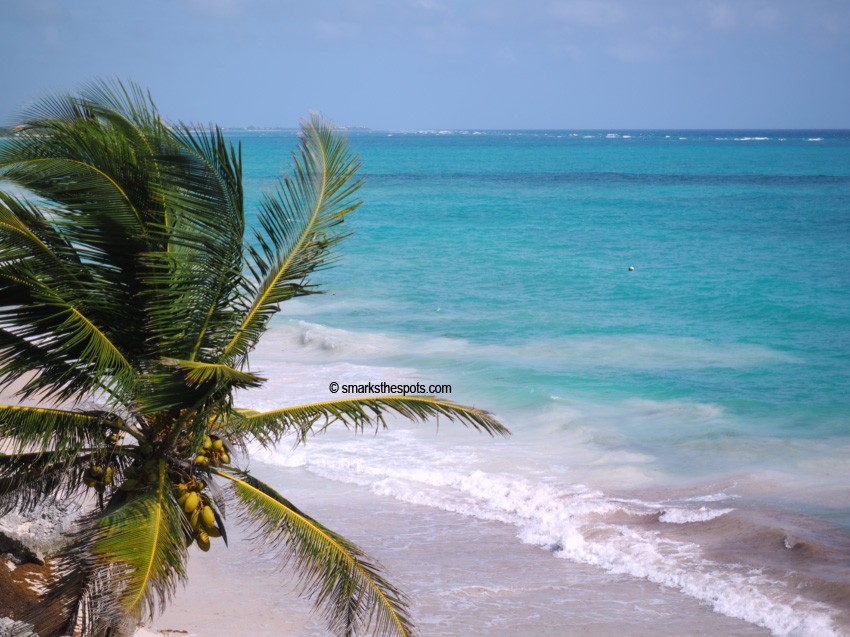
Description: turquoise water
241,130,850,434
231,130,850,635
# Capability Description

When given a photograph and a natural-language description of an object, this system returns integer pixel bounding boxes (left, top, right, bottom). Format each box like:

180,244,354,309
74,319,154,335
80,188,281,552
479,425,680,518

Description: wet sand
151,466,770,636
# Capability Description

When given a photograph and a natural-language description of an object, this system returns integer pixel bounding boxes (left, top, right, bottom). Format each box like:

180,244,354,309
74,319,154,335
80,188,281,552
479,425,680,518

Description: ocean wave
684,491,741,503
256,430,843,636
258,320,800,371
658,506,734,523
620,398,725,422
367,170,850,187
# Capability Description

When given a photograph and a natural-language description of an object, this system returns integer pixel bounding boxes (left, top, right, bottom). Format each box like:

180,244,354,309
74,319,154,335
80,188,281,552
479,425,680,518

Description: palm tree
0,81,507,637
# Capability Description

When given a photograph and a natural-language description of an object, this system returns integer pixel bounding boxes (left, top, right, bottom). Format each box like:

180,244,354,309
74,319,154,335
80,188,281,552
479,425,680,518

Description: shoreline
2,389,849,636
152,465,777,637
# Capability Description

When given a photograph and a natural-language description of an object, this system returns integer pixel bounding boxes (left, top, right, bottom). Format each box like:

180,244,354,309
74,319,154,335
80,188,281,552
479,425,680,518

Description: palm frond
0,327,115,404
217,469,414,637
141,123,248,361
91,459,187,620
0,82,511,637
0,191,79,272
219,115,362,366
77,78,164,135
0,268,137,398
233,395,509,446
0,191,137,403
162,358,264,390
0,450,90,515
0,81,173,370
0,404,108,455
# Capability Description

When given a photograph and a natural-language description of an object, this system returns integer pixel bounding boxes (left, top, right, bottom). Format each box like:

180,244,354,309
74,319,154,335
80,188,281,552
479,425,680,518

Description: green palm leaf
141,124,248,361
162,358,265,389
234,395,509,445
219,115,362,366
216,469,414,637
0,81,509,636
92,459,187,620
0,326,111,403
0,190,136,403
0,404,108,455
0,191,78,273
0,273,138,397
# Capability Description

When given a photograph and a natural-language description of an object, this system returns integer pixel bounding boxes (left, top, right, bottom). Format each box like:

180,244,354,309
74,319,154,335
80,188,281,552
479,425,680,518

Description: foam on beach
250,428,845,636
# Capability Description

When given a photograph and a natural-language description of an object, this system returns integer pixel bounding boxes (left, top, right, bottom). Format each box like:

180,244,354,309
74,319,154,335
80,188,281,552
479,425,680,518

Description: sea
164,130,850,636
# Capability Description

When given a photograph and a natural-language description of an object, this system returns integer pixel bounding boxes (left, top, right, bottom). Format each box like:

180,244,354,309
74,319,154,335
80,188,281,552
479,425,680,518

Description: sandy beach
148,464,772,637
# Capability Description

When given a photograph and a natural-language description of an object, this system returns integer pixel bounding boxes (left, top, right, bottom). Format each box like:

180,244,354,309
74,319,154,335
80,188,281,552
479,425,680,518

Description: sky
2,0,850,130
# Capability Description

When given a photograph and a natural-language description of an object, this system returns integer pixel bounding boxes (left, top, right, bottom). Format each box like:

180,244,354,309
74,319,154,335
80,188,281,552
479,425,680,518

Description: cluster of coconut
83,464,114,492
193,434,230,467
176,478,222,551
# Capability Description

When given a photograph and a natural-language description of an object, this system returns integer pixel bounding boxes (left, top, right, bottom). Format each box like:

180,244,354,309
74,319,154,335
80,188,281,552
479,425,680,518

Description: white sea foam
658,506,734,523
621,398,725,423
734,137,770,141
808,138,823,142
684,491,740,503
256,430,840,636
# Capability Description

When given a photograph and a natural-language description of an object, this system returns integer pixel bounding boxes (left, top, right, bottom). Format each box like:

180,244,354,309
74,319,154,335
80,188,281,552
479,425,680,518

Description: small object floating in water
628,266,635,272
